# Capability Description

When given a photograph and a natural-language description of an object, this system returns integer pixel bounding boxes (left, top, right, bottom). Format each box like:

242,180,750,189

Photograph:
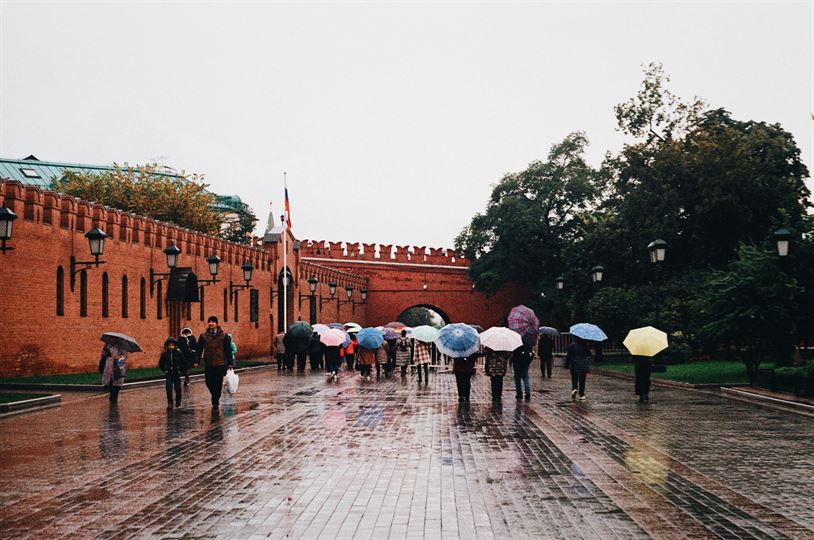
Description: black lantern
555,276,565,290
70,227,107,291
774,228,791,257
0,203,17,254
648,239,667,264
165,243,181,268
150,242,182,296
346,286,353,299
329,281,337,295
591,265,604,284
199,254,222,287
308,276,318,293
320,280,338,308
241,261,254,283
360,287,368,302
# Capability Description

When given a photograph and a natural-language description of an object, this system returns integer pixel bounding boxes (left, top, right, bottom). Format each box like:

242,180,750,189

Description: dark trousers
514,366,530,398
417,364,429,382
205,366,227,407
400,365,408,376
571,372,586,396
490,376,503,401
310,351,322,371
455,373,472,401
540,355,553,377
108,385,120,403
360,364,372,377
326,357,339,374
165,373,182,405
276,353,285,370
634,360,652,398
284,353,295,371
296,351,307,372
346,354,355,370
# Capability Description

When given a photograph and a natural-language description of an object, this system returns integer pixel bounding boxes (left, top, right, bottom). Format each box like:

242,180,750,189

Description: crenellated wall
0,180,284,376
300,239,469,267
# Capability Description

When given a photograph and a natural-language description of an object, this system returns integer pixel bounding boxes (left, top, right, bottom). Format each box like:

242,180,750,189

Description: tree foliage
54,164,258,245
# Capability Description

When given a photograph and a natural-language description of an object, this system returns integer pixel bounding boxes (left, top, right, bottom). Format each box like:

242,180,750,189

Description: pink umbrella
508,305,540,345
320,328,348,347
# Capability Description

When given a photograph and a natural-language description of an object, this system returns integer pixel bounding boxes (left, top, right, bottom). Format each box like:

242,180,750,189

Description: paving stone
0,366,812,539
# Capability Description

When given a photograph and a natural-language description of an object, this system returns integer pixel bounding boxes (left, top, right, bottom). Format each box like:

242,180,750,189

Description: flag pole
283,172,288,333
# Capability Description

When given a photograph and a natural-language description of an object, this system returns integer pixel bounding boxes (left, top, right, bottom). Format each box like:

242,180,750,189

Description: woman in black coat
565,337,591,401
634,356,652,403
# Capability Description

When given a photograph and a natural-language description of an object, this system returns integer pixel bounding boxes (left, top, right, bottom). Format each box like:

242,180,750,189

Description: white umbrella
479,327,523,352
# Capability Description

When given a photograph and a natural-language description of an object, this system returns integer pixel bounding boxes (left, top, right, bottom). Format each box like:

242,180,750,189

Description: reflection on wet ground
0,366,812,539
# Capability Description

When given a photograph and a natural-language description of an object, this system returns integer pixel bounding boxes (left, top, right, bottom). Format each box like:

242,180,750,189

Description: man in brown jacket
196,316,234,410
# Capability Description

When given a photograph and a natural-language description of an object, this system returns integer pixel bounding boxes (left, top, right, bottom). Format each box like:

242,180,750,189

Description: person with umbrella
484,347,510,402
99,339,132,403
344,333,359,371
195,316,234,410
566,336,592,401
512,344,535,401
537,329,556,379
286,321,313,373
309,331,324,372
436,324,482,402
375,340,390,378
394,330,412,377
623,326,669,404
480,327,522,403
411,326,438,384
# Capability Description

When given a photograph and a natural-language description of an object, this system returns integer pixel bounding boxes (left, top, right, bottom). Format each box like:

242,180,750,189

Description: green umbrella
411,325,440,343
288,321,314,339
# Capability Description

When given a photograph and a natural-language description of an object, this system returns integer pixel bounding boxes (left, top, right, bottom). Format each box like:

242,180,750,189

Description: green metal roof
0,156,243,209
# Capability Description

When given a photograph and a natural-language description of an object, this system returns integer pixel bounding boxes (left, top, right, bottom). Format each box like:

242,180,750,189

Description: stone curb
0,364,273,393
720,387,814,418
0,394,62,417
591,368,738,389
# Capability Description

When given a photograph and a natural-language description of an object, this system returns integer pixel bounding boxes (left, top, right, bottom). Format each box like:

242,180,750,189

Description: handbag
224,368,239,394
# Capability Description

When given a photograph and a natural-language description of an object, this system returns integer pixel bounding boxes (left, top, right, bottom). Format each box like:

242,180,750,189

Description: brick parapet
301,239,470,267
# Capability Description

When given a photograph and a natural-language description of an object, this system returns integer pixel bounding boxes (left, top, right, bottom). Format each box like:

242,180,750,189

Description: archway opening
397,305,449,328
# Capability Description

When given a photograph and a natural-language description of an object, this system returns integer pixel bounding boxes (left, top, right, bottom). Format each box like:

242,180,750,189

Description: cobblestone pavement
0,365,812,539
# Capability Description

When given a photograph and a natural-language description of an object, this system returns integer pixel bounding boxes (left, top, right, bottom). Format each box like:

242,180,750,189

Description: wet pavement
0,365,812,539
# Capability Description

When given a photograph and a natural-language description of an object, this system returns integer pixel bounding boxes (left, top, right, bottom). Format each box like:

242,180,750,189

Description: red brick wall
300,240,528,327
0,181,288,376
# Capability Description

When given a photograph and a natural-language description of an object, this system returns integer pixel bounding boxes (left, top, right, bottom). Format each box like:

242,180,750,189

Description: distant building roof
0,155,245,210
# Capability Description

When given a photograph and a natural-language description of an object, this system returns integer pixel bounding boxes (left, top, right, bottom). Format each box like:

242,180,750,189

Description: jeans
571,372,587,396
490,376,503,401
514,367,530,398
540,355,552,378
310,351,322,371
276,353,285,370
455,372,472,401
165,372,182,405
417,364,429,382
205,366,227,407
400,365,407,376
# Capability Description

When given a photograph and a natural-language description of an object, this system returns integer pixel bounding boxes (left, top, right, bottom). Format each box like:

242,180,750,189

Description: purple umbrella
508,305,540,345
381,328,399,340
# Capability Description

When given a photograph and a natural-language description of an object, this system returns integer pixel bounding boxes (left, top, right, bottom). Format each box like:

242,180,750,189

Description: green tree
455,132,600,293
695,244,801,380
55,164,222,236
218,204,258,245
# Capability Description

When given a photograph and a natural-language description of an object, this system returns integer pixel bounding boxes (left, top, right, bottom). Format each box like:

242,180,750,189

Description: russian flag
284,187,292,230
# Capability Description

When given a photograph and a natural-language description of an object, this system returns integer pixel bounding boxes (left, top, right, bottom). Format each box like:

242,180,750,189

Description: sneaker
578,395,586,401
175,402,181,408
571,389,578,400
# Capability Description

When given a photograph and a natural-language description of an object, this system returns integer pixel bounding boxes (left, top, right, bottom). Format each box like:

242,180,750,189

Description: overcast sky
1,1,811,249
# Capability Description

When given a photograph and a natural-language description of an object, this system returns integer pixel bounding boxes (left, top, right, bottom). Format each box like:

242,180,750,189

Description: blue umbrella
435,323,480,358
357,327,385,350
569,323,608,342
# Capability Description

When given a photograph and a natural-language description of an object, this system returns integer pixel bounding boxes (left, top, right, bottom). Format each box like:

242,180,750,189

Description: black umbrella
100,332,143,353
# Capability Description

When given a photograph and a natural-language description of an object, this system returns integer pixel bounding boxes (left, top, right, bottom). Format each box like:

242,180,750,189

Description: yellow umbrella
623,326,668,357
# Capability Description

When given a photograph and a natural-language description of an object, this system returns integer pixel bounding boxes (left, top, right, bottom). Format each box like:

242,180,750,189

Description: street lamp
337,285,355,311
150,243,182,296
554,276,565,290
230,261,254,302
70,227,107,291
298,276,320,323
199,254,222,286
320,281,338,308
591,265,605,284
648,239,668,326
352,286,368,310
0,203,17,254
774,228,791,257
270,271,293,301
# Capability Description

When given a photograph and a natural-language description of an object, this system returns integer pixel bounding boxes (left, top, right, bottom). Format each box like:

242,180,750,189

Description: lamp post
229,261,254,302
648,239,668,326
70,227,107,291
0,203,17,254
320,281,338,308
554,276,565,290
298,276,319,324
352,287,368,310
150,243,181,296
199,254,222,287
774,227,791,257
590,265,605,284
270,271,292,301
337,285,355,314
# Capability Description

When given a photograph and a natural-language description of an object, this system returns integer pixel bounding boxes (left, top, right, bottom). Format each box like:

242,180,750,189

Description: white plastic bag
224,368,239,395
